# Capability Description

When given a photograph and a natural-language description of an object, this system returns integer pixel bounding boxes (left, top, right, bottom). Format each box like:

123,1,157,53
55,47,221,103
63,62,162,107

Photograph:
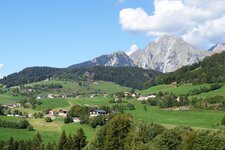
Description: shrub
64,117,73,124
45,117,53,123
27,125,34,131
221,116,225,126
18,120,30,129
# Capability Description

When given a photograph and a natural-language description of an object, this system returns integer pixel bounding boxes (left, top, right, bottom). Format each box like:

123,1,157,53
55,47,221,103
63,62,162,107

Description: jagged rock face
130,35,208,73
208,43,225,54
68,51,136,68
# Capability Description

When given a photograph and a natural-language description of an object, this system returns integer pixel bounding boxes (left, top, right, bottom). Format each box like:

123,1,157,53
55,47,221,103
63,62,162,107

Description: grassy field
0,116,95,144
62,123,95,141
141,84,210,96
0,94,23,105
194,85,225,98
35,98,70,111
67,97,111,107
90,81,130,94
125,99,225,130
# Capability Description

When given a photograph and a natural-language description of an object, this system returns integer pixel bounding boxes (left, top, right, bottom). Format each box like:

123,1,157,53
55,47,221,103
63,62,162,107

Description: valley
1,78,225,145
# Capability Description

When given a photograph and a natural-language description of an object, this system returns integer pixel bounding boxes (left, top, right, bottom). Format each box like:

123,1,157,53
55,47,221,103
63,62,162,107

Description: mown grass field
90,81,130,94
0,94,23,105
35,98,70,111
26,79,130,95
140,84,211,95
125,99,225,130
67,97,111,107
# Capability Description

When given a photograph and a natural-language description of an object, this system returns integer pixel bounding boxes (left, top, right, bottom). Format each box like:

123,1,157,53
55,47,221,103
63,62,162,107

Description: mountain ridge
68,35,225,73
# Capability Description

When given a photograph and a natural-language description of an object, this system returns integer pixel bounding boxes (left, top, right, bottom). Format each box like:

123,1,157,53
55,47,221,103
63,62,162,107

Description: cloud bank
119,0,225,49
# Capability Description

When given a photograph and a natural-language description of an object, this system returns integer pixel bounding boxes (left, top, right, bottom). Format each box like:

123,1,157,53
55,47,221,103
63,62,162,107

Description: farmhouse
48,94,54,99
90,109,107,117
90,94,97,98
36,96,42,100
72,117,80,123
124,91,131,97
7,103,21,109
137,94,157,101
58,109,68,117
49,110,57,116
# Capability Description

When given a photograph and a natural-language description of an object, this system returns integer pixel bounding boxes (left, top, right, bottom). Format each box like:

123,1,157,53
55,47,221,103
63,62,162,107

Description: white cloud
126,44,139,56
119,0,225,49
0,64,4,79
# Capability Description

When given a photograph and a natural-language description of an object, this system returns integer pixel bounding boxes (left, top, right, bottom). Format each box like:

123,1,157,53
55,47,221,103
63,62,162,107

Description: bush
18,120,30,129
64,117,73,124
45,117,53,123
27,125,34,131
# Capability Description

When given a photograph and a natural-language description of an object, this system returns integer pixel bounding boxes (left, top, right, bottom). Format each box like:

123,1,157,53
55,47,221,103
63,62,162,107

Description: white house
36,96,42,100
58,110,68,117
49,110,57,116
48,94,54,99
72,117,80,123
137,94,157,101
90,110,107,117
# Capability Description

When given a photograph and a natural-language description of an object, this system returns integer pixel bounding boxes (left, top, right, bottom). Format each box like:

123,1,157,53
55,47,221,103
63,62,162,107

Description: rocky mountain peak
208,43,225,54
130,35,207,73
68,51,135,69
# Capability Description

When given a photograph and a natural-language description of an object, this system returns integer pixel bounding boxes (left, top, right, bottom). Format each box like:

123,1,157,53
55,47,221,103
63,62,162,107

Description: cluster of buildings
48,109,68,117
36,94,67,100
137,94,157,101
2,103,21,109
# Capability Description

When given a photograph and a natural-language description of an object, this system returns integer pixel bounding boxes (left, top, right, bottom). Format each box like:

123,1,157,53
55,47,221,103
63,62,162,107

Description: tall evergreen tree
58,130,67,150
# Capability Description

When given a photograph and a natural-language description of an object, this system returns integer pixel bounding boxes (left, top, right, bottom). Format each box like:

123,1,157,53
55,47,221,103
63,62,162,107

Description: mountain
146,51,225,87
129,35,208,73
68,35,225,73
208,43,225,54
68,51,136,68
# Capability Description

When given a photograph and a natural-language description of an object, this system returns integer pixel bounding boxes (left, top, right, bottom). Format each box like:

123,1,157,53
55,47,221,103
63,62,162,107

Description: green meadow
125,100,225,130
35,98,70,111
140,83,211,95
0,116,94,144
0,94,23,105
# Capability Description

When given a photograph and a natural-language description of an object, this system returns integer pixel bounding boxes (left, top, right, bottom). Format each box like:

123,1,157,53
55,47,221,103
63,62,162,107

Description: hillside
146,51,225,87
0,66,160,89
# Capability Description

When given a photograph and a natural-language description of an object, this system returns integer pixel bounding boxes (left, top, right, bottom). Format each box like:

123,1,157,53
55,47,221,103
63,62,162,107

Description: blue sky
1,0,225,77
0,0,154,76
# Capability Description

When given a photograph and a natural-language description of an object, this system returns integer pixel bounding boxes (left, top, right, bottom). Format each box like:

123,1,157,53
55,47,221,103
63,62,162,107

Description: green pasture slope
140,83,210,95
194,85,225,98
125,100,225,130
27,79,130,94
90,81,131,94
0,94,23,105
35,98,70,111
67,97,111,107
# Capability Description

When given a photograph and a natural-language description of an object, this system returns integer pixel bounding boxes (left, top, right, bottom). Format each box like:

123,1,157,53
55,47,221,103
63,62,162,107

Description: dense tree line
146,51,225,87
0,66,160,89
86,114,225,150
1,114,225,149
0,119,34,131
186,83,223,96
